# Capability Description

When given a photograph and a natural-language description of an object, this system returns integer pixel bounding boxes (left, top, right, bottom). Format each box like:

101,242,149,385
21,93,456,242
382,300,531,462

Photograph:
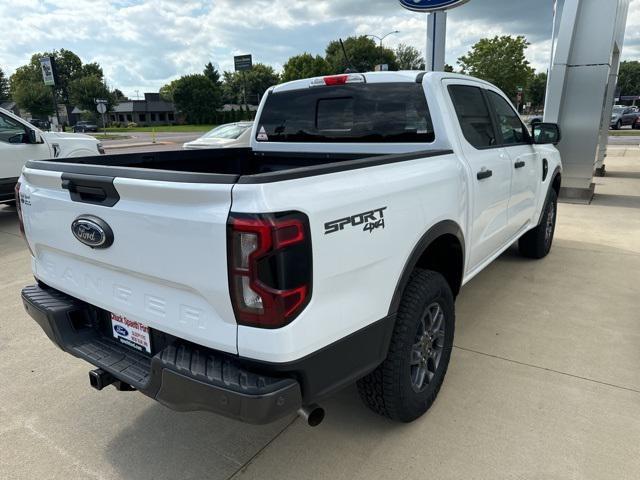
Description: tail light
228,211,312,328
309,74,366,87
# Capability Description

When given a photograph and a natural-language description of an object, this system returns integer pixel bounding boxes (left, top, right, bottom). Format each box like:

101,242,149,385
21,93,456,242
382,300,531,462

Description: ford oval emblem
114,325,128,336
399,0,470,12
71,215,114,249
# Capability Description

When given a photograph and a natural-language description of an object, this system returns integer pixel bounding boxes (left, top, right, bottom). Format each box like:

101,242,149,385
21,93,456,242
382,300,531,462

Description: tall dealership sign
399,0,470,71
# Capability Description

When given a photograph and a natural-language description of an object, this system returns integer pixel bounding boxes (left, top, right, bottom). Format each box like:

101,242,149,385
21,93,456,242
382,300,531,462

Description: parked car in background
610,105,640,129
73,121,99,133
528,116,543,126
28,119,51,131
0,107,102,205
183,122,253,149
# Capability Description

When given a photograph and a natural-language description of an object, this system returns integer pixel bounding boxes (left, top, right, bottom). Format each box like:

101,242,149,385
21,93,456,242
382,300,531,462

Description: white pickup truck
0,107,103,204
18,72,562,426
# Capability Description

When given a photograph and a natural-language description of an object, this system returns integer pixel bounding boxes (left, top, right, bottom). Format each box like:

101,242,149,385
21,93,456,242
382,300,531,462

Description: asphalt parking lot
1,149,639,480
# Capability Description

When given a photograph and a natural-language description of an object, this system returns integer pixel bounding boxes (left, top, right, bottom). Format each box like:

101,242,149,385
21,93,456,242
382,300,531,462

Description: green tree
159,79,179,102
68,75,113,113
444,64,455,73
10,65,54,115
527,71,547,109
457,35,534,100
395,44,424,70
172,74,222,124
203,62,222,87
0,67,9,101
618,60,640,96
9,49,107,117
222,63,279,105
326,36,398,74
111,88,127,102
281,53,331,82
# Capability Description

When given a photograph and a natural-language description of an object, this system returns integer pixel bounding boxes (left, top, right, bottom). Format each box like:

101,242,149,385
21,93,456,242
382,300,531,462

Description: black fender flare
387,219,465,316
536,166,561,226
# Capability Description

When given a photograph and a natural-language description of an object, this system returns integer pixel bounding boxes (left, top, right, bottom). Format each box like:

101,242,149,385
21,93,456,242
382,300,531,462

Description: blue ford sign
399,0,470,12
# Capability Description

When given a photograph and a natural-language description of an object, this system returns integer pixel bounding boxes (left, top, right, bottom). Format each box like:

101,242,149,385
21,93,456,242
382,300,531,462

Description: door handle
477,169,493,180
514,161,526,169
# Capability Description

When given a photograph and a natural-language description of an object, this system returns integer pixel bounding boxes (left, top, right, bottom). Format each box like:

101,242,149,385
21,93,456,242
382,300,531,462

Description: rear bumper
21,284,302,424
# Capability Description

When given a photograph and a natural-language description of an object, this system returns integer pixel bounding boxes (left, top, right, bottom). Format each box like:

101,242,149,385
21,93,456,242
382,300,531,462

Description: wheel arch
536,167,561,226
388,220,465,316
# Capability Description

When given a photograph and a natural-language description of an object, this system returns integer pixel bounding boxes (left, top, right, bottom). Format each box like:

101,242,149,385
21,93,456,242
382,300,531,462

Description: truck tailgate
20,167,238,354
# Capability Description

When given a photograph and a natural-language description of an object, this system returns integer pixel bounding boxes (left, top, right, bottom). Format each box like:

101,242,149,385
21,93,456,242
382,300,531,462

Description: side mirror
28,129,43,144
532,122,561,145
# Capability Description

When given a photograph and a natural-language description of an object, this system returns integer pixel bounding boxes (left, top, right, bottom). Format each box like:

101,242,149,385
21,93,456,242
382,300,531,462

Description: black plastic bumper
21,284,302,424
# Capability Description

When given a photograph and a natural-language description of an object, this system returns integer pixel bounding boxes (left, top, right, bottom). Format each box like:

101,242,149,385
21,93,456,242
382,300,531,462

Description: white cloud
0,0,637,97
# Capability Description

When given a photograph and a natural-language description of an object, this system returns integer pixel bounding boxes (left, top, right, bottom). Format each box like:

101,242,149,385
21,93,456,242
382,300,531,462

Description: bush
126,122,138,128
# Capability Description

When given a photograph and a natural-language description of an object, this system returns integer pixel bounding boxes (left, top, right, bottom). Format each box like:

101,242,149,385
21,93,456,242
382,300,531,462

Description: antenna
339,38,357,73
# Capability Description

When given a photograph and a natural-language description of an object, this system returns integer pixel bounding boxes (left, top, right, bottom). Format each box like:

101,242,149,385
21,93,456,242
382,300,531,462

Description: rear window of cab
257,83,435,143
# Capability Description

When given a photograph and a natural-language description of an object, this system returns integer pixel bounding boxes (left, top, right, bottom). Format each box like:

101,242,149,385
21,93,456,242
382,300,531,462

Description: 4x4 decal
324,207,387,235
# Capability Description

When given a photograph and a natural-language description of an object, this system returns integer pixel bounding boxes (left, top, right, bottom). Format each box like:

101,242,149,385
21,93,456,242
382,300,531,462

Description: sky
1,0,639,98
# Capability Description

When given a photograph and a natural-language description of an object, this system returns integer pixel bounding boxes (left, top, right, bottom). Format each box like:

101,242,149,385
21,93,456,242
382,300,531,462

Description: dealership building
109,93,181,125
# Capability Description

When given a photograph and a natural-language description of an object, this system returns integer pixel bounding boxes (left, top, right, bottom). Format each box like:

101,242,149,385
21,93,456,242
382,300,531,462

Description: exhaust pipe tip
298,404,325,427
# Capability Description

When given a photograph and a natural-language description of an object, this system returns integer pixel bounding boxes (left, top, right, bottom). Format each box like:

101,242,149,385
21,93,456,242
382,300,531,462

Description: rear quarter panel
232,153,466,362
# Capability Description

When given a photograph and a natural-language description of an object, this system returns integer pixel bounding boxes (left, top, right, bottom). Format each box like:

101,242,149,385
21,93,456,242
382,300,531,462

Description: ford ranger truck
17,72,562,426
0,107,103,205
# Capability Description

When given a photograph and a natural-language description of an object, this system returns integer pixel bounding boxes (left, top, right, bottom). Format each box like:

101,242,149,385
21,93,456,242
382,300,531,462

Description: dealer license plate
110,313,152,354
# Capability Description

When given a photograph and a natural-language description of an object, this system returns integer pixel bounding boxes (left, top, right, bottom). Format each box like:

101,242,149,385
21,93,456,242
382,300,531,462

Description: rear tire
518,189,557,259
357,269,454,422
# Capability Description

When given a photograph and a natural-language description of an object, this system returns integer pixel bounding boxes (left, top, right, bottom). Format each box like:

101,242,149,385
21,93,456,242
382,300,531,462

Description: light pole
365,30,400,49
366,31,399,71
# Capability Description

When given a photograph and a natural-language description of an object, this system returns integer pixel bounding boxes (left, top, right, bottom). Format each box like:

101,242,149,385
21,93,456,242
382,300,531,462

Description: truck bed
25,147,451,184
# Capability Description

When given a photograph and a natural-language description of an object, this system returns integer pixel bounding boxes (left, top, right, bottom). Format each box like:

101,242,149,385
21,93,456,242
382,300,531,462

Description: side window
487,91,530,145
0,112,27,144
448,85,496,149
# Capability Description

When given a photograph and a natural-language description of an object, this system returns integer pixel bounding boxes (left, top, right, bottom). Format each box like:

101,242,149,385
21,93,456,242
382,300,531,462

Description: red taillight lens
323,74,349,86
228,212,312,328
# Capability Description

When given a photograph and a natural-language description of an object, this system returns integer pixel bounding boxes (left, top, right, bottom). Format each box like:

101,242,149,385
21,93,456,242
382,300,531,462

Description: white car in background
0,107,103,205
183,122,253,150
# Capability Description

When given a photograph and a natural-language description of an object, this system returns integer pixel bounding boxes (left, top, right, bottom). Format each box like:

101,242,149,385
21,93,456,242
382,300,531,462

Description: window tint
258,83,434,143
487,91,530,145
448,85,496,148
0,112,27,144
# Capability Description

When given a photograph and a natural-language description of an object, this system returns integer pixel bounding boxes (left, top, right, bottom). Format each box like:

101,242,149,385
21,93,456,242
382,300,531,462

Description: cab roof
271,71,491,94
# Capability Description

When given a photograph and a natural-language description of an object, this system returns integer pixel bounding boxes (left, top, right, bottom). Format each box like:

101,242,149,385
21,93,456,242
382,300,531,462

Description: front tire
357,269,454,422
518,189,558,259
